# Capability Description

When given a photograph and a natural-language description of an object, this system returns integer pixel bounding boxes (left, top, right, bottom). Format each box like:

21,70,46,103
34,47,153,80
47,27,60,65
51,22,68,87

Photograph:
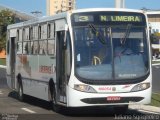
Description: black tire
113,105,128,114
52,103,61,113
18,83,24,101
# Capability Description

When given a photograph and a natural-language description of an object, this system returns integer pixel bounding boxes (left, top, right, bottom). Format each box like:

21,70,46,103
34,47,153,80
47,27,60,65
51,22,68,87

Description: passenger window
17,42,22,54
48,40,55,55
41,24,47,39
48,23,55,39
33,26,38,40
29,27,33,40
32,41,39,54
38,26,41,39
39,40,47,55
48,24,51,38
23,42,28,54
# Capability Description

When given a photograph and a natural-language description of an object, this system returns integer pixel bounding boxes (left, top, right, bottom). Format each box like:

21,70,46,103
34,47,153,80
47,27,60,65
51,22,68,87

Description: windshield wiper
120,24,132,45
88,24,106,44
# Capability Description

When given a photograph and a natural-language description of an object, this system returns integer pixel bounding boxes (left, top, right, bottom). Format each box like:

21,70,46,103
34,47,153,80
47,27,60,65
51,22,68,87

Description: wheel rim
19,86,22,98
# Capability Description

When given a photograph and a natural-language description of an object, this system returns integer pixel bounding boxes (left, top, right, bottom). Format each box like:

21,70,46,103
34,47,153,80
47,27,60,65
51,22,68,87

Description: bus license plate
107,96,121,101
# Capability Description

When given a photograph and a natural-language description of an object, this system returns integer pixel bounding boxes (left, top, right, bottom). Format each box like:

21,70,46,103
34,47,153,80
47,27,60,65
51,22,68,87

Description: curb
0,65,6,69
129,104,160,114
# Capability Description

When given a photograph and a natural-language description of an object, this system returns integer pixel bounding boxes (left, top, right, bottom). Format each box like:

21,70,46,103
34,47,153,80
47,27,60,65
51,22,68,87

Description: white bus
6,8,152,112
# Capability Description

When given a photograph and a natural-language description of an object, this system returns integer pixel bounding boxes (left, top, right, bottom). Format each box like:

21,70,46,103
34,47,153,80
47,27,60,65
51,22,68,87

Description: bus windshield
71,11,149,84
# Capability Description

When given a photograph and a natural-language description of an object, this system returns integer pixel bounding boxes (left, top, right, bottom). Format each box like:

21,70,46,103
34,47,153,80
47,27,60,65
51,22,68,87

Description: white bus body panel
67,75,152,107
22,79,49,101
17,55,56,101
67,86,151,107
12,18,67,101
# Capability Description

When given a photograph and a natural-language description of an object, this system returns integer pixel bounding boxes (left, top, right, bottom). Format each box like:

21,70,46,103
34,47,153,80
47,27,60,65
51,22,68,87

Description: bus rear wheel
51,86,61,113
18,82,24,101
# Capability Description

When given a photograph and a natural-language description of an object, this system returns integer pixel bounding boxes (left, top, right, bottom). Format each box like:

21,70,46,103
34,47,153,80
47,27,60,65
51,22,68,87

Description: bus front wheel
52,102,61,113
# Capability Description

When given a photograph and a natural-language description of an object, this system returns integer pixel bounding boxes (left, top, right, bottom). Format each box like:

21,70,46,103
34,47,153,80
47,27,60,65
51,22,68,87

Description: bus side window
27,41,31,54
23,42,28,54
31,42,33,54
48,23,55,39
39,40,47,55
32,41,39,54
47,22,55,55
17,29,22,54
33,26,38,40
38,26,41,40
41,24,47,39
48,24,51,38
23,42,31,54
17,42,22,54
48,40,55,55
29,27,33,40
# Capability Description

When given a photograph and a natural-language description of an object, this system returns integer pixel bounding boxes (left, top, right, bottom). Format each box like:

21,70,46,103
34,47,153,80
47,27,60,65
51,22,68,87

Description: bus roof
7,8,145,29
72,8,145,14
7,12,68,29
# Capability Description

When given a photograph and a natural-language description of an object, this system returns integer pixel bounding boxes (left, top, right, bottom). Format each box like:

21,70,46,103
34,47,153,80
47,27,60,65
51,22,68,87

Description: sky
0,0,160,16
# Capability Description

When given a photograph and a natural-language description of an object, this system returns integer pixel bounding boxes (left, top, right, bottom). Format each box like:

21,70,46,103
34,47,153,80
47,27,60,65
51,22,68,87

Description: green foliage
0,58,6,65
0,9,15,51
150,93,160,107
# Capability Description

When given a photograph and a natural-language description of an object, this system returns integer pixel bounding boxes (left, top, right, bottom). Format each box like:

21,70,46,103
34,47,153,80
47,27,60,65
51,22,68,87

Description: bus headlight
74,84,97,93
130,83,150,92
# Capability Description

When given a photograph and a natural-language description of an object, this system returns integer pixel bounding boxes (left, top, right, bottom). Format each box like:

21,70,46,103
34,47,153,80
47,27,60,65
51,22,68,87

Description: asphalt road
0,67,159,120
0,68,7,88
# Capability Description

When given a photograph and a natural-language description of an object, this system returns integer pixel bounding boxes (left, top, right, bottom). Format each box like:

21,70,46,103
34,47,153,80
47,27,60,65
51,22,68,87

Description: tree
0,9,15,52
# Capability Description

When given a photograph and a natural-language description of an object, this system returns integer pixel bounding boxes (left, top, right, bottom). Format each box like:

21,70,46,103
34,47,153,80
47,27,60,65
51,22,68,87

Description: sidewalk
129,104,160,114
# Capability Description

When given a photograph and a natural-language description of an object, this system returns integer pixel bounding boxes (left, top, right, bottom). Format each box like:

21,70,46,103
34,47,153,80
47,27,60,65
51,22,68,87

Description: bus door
55,19,68,103
9,29,17,89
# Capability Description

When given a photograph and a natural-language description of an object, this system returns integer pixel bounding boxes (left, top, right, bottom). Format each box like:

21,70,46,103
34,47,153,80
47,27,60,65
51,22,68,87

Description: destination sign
74,15,143,23
100,15,142,22
74,15,94,22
